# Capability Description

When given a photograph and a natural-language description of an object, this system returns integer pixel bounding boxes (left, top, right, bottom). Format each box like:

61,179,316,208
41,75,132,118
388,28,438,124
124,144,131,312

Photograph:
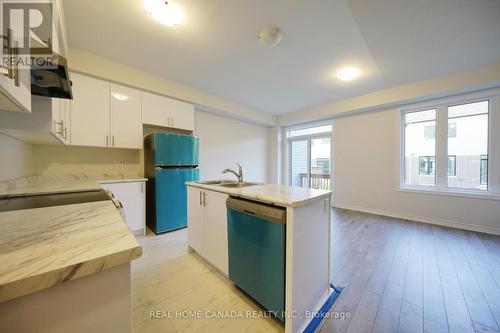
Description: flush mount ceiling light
258,26,282,47
337,67,361,81
144,0,183,27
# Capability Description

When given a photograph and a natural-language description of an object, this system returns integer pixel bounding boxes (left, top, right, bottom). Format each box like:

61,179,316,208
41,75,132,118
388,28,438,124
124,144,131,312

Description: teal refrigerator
144,133,199,234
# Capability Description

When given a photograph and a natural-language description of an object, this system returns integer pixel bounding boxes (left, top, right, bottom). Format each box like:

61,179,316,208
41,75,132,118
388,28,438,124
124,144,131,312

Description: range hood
31,53,73,100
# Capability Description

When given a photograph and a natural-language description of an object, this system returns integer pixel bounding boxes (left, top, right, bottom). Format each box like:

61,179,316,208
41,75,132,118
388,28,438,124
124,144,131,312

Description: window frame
286,121,333,189
398,90,500,200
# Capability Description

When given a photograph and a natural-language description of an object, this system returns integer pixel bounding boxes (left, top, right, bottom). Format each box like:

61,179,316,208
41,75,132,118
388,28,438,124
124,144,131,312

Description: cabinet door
51,98,63,140
101,182,146,234
51,98,71,144
170,99,194,131
0,20,31,113
141,91,171,127
110,84,142,149
62,99,71,144
187,186,205,254
70,72,110,147
204,190,229,275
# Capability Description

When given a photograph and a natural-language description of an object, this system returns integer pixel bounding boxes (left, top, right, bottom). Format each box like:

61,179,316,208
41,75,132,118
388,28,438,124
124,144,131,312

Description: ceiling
63,0,500,115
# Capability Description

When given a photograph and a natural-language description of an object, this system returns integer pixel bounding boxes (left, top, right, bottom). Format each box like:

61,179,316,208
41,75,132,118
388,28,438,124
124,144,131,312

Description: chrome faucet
222,163,243,183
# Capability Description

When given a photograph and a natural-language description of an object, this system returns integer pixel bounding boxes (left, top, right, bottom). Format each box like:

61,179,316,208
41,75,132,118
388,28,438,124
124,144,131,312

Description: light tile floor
131,228,284,332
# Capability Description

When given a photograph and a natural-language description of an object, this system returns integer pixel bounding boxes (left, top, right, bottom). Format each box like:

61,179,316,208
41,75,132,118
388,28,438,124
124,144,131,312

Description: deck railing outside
298,173,331,190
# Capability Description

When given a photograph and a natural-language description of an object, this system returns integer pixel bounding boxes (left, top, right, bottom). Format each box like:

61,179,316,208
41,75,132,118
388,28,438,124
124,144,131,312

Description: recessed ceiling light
337,67,361,81
144,0,183,27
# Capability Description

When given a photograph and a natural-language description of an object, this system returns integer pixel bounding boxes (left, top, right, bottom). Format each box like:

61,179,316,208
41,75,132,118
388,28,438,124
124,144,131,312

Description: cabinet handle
55,120,64,135
199,191,203,206
13,39,19,87
202,192,207,207
1,29,13,80
112,135,115,147
106,135,109,146
63,127,67,140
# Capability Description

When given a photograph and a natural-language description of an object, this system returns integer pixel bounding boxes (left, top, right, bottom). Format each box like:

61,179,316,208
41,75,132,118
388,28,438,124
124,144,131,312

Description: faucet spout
222,163,243,182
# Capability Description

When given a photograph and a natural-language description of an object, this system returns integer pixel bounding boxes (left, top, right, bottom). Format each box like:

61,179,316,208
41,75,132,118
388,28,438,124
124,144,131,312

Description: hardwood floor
131,209,500,333
320,209,500,333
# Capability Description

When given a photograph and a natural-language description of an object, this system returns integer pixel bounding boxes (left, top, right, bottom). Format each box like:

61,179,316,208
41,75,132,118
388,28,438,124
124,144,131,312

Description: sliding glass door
288,125,332,190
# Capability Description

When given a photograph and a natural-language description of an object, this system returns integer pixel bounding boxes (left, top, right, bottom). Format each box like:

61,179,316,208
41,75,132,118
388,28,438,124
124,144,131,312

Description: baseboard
333,202,500,236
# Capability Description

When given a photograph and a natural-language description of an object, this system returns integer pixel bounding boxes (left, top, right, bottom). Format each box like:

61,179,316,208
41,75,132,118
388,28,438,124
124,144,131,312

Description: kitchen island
0,200,142,333
186,181,334,333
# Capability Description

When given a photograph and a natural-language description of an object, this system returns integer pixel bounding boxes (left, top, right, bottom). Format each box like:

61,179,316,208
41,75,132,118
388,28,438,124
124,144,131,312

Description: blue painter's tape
302,284,344,333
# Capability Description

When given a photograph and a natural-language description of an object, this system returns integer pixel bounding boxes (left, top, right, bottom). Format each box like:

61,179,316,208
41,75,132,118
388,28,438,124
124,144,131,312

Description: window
448,123,457,138
447,156,456,177
419,156,435,175
404,109,436,186
401,98,494,195
447,101,488,190
288,124,332,190
480,155,488,186
424,125,435,140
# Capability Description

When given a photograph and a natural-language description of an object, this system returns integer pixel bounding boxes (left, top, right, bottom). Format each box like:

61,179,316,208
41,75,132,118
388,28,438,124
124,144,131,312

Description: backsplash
34,144,143,178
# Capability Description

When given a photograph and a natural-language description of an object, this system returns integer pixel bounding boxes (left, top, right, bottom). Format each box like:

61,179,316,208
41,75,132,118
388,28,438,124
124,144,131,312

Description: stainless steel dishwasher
226,197,286,322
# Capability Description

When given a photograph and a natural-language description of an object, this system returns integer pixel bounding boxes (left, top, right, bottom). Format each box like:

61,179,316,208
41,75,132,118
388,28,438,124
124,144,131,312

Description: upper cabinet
110,84,142,149
0,22,31,113
142,92,194,131
70,72,143,149
52,98,71,144
70,72,110,147
170,98,195,131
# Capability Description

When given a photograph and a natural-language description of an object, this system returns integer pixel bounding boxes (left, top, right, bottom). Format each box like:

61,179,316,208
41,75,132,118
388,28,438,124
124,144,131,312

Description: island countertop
0,200,142,303
186,182,331,208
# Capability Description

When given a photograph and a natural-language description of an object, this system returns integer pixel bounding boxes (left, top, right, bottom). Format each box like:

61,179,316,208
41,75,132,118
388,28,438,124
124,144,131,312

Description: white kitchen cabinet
70,72,110,147
101,180,146,236
142,91,194,131
203,190,229,275
51,98,71,144
187,187,228,275
170,98,195,131
110,84,142,149
70,73,142,149
0,23,31,113
187,187,205,253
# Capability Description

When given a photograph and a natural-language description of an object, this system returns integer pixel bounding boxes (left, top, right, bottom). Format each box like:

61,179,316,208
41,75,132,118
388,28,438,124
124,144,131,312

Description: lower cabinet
187,187,228,275
101,181,146,236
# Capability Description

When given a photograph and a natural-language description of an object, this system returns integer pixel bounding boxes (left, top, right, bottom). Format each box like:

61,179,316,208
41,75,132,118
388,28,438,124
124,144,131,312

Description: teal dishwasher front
227,197,286,322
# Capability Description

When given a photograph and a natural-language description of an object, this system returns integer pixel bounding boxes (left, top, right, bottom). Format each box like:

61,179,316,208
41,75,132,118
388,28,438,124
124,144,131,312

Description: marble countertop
100,178,147,184
187,182,331,208
0,201,142,303
0,181,104,198
0,177,148,198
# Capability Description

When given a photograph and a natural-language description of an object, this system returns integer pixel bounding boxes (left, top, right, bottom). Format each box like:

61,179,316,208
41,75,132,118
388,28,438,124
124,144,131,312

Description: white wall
333,109,500,235
0,133,34,181
194,111,269,182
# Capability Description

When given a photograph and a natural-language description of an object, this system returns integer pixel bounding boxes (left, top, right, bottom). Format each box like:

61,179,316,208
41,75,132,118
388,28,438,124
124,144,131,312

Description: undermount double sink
196,180,261,188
